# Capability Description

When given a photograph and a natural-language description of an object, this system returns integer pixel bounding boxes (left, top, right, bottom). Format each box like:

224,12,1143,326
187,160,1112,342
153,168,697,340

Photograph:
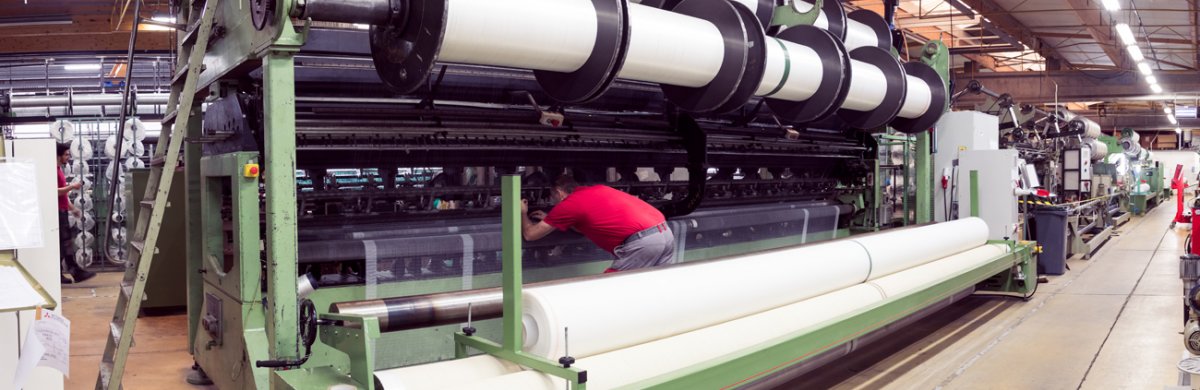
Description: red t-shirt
57,166,70,211
542,185,665,253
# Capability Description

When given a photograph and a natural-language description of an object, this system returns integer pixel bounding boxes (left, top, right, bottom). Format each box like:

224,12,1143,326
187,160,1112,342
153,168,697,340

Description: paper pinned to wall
0,159,45,250
0,266,48,311
12,309,71,389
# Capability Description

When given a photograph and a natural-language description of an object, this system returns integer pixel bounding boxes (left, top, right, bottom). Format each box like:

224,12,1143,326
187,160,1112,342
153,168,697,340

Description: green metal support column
501,175,523,351
917,40,950,224
185,103,204,353
263,50,300,360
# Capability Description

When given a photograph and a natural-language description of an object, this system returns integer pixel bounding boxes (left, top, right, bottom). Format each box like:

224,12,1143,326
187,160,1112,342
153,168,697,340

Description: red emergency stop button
244,163,260,178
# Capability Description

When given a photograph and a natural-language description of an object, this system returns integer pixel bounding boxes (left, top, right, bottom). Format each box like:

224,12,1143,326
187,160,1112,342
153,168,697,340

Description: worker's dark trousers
610,228,677,271
59,211,84,274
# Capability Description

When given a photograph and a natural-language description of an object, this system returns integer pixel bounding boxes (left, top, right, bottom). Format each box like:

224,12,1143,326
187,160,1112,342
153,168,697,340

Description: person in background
57,143,95,283
521,174,676,273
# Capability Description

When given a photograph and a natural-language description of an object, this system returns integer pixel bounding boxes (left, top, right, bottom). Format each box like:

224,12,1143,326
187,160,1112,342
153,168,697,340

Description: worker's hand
521,199,529,214
70,207,81,217
69,181,83,190
530,210,547,220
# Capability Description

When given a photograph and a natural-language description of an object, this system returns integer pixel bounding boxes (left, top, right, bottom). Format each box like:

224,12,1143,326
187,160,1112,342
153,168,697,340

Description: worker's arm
57,181,80,195
521,200,555,241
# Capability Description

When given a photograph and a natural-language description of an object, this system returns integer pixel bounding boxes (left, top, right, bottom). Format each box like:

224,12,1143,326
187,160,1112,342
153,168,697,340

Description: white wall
1152,150,1198,183
1,138,65,390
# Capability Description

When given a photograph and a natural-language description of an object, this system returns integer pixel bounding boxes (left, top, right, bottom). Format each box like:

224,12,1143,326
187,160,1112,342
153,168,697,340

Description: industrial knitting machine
137,0,1037,388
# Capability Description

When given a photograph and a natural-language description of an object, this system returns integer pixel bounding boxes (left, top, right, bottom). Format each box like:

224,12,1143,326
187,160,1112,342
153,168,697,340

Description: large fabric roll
522,218,987,360
853,217,989,279
521,240,872,359
441,244,1009,389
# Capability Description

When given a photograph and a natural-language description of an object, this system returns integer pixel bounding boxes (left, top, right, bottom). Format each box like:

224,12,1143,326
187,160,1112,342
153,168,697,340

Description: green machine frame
177,0,997,388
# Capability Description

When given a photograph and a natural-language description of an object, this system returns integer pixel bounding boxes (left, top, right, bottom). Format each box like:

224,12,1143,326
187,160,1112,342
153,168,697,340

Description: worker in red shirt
56,143,95,283
521,174,676,272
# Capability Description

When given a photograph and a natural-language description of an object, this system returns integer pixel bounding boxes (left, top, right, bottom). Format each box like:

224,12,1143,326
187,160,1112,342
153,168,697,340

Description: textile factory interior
4,0,1200,389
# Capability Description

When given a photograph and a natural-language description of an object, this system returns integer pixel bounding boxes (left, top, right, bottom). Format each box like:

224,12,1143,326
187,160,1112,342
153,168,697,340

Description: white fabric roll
439,0,598,73
869,244,1006,297
843,19,879,50
853,217,988,280
840,59,888,112
755,38,824,101
617,4,725,87
443,243,1010,390
374,355,522,390
897,74,932,118
521,240,872,359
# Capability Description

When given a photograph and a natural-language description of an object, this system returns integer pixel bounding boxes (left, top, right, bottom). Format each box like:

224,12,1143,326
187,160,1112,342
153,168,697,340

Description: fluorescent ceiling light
1127,45,1144,62
1146,76,1158,85
353,23,369,30
151,16,175,23
1169,115,1178,125
1151,83,1164,94
1138,62,1153,75
1101,0,1121,11
1177,128,1183,133
1164,106,1172,114
63,64,101,71
1116,23,1136,45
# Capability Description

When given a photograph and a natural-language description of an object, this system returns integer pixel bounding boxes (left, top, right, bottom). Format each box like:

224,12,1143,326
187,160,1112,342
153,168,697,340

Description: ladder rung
98,360,114,388
110,320,124,344
171,65,189,85
140,199,155,209
162,109,178,125
181,22,203,45
120,282,136,300
150,156,166,167
131,240,146,253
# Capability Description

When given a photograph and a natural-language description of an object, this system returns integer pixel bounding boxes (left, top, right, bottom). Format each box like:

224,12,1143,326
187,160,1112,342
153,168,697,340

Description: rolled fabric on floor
373,355,522,390
852,217,988,280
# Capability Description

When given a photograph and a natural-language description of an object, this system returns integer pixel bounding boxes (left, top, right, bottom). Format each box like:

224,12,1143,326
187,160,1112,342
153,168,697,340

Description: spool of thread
1088,138,1109,161
438,0,598,74
617,4,725,88
1069,116,1102,139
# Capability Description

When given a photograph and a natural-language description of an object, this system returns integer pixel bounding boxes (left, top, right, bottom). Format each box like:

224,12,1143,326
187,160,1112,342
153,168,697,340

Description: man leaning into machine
521,174,676,273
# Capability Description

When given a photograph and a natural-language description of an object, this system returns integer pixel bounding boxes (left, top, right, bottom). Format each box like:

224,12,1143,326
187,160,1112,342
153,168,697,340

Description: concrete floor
792,201,1189,389
62,201,1189,389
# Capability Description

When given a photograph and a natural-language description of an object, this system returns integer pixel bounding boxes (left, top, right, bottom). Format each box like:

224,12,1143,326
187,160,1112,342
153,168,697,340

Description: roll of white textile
521,218,987,360
852,217,989,279
521,239,873,359
373,355,522,390
441,244,1009,389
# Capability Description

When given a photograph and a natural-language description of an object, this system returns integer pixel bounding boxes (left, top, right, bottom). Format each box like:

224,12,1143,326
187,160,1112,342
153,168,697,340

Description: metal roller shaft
8,93,169,108
294,0,397,24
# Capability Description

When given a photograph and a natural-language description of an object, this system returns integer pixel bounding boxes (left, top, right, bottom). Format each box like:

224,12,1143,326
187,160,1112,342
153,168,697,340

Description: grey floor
792,202,1188,389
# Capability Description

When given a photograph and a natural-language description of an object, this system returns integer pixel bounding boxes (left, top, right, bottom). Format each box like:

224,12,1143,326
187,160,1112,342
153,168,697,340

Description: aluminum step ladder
95,0,219,388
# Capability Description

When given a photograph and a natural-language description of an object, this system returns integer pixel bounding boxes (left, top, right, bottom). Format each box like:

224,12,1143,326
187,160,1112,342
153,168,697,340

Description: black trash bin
1032,208,1069,275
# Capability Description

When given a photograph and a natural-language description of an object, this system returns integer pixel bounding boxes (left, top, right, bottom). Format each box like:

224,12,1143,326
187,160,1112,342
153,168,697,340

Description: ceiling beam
953,70,1200,104
1034,31,1196,46
1063,0,1126,68
956,0,1074,68
0,31,172,54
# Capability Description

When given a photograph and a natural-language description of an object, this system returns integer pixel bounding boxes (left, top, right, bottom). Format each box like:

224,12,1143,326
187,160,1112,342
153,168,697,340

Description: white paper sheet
0,159,44,250
0,266,47,310
11,309,71,389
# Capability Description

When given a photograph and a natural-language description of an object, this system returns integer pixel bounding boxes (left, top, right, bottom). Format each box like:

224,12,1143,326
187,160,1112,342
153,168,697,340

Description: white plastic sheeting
0,159,45,249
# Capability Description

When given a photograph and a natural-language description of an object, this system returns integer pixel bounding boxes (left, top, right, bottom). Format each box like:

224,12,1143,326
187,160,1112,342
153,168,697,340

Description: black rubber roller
663,0,759,113
535,0,630,104
369,0,447,94
891,61,948,134
837,46,906,130
766,25,851,123
712,0,770,114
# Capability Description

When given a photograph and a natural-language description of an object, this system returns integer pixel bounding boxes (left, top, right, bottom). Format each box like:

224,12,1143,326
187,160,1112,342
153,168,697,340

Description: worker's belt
623,222,669,245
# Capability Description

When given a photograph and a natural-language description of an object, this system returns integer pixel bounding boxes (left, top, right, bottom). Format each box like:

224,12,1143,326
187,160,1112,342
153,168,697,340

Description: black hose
255,300,319,368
